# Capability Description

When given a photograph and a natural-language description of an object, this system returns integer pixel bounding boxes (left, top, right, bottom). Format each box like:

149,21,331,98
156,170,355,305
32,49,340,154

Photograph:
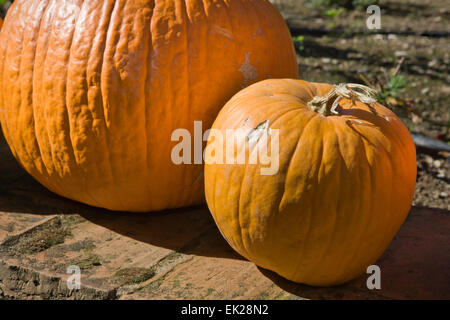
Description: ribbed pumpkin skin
205,79,417,286
0,0,298,212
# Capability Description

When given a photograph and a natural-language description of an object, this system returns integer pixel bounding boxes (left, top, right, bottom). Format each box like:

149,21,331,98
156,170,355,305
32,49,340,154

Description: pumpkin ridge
323,119,346,281
15,1,35,177
103,0,123,206
237,130,253,260
38,0,69,194
99,0,130,209
82,0,121,208
143,1,156,210
327,119,358,282
345,126,375,282
99,0,117,129
305,124,340,281
294,117,326,281
0,2,21,162
346,121,394,283
271,114,321,279
63,1,101,206
278,112,317,210
14,0,57,195
332,120,375,284
66,1,101,205
26,0,54,189
368,124,408,236
15,0,56,192
181,0,192,208
29,0,53,182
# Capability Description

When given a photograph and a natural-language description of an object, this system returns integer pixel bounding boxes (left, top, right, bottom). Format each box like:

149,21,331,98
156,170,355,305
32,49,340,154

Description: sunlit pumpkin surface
205,79,417,286
0,0,298,212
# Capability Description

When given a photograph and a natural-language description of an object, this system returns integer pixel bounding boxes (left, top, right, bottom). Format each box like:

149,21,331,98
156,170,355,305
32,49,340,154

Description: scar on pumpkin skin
242,117,251,127
211,25,233,40
247,120,270,145
239,52,258,88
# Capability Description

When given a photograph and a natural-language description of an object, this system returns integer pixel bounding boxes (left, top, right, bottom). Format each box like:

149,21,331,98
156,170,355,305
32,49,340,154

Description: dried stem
307,83,378,116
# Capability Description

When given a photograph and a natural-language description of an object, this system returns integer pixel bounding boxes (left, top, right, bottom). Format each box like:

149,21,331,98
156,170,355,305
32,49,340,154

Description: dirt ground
271,0,450,210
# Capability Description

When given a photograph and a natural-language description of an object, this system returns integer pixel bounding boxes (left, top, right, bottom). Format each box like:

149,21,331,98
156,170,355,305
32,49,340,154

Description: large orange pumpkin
0,0,298,212
204,79,417,286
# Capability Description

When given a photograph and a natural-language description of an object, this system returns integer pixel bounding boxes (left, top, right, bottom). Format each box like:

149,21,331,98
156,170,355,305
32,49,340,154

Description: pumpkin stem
307,83,378,116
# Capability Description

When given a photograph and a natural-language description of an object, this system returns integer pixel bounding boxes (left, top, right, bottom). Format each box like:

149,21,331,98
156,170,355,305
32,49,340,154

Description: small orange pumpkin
205,79,417,286
0,0,298,212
